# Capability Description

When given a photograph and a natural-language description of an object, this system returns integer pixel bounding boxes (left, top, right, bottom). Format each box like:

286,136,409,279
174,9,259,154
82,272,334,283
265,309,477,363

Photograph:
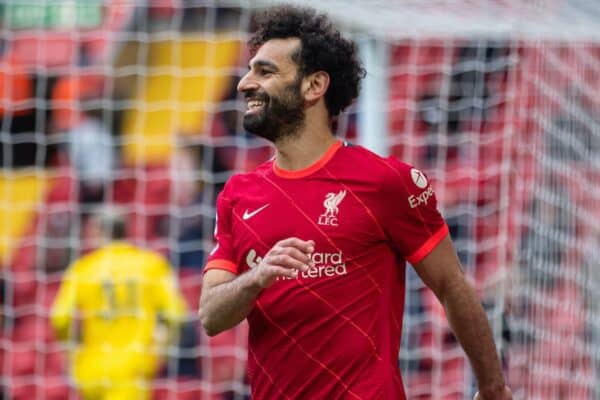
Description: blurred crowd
0,2,598,400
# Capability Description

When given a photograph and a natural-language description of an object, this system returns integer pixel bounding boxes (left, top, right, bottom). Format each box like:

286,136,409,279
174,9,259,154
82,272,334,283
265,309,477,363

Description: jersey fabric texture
51,242,187,400
205,141,448,400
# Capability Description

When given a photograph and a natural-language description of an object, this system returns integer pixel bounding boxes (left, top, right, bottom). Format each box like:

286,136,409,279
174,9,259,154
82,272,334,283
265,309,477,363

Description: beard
243,77,305,143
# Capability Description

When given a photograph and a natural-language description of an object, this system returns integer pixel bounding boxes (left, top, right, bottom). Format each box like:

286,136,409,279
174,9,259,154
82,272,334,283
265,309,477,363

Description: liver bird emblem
323,190,346,218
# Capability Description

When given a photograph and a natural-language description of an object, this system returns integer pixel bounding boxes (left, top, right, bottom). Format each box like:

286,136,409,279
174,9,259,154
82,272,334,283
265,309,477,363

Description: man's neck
273,122,337,171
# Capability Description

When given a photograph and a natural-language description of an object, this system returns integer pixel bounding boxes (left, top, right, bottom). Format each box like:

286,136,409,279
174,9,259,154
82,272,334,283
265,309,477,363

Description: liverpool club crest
318,190,346,226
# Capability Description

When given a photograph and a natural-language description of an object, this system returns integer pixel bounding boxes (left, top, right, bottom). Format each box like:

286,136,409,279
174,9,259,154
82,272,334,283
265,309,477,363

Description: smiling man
198,5,511,400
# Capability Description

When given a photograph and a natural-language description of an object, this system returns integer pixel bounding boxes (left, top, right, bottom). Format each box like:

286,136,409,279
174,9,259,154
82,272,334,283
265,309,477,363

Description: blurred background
0,0,598,399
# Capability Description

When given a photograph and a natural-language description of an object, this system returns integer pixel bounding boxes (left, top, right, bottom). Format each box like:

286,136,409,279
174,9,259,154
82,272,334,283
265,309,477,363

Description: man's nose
237,72,257,93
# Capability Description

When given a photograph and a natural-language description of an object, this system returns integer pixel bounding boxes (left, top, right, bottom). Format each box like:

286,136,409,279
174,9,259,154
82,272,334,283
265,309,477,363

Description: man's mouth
244,93,269,115
246,99,265,114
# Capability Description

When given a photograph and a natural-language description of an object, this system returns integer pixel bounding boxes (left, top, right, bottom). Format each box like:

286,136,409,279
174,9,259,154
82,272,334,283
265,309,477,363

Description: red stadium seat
199,322,248,389
8,375,73,400
6,346,36,376
12,315,54,344
111,165,173,242
43,375,74,400
405,371,432,399
44,344,68,375
40,279,62,310
9,379,37,400
178,268,203,310
11,271,38,308
152,378,222,400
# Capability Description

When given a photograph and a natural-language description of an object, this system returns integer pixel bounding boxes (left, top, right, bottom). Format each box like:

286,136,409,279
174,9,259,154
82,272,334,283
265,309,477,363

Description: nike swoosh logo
242,204,270,220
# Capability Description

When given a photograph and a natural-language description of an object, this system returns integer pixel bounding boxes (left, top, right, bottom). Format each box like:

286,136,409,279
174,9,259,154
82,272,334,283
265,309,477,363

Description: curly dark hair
249,5,365,118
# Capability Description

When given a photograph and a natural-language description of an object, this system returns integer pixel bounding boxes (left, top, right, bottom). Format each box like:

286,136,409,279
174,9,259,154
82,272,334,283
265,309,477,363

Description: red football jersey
205,140,448,399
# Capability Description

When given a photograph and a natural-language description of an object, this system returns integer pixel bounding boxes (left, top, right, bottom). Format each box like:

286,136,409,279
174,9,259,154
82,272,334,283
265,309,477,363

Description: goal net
0,1,598,399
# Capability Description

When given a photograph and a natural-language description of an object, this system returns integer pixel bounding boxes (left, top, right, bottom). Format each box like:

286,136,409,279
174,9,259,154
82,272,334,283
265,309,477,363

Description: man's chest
227,176,406,327
229,178,385,272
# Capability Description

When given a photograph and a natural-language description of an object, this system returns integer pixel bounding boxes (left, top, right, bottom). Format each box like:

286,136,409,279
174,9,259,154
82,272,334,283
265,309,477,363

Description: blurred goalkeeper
51,206,187,400
199,5,512,400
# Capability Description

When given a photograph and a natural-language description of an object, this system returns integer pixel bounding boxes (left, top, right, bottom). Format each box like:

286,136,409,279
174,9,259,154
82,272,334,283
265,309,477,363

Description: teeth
248,100,264,109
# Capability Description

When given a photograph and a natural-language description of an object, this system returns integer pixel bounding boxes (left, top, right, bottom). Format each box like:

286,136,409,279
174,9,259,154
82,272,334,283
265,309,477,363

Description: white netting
0,1,598,400
388,38,599,399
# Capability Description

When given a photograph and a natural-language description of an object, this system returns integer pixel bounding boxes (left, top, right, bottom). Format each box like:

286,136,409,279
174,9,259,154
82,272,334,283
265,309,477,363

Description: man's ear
303,71,330,104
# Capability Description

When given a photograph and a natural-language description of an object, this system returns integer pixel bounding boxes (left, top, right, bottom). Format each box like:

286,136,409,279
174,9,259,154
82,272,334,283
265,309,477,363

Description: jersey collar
273,140,343,179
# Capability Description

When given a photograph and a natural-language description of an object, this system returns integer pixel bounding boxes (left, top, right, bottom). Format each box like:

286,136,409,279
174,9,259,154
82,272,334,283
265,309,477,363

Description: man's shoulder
72,247,105,269
103,244,171,275
221,160,273,196
93,243,165,264
335,142,414,181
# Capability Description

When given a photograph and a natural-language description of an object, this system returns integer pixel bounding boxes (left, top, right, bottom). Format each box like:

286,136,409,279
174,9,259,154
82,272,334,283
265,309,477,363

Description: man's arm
199,237,314,336
412,235,512,400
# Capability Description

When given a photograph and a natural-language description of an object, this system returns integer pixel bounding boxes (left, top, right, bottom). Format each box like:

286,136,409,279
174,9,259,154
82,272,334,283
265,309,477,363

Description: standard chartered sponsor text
247,249,348,279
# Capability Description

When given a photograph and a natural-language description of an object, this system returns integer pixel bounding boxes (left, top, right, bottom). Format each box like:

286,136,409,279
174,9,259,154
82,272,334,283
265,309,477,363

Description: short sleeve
204,184,238,274
379,158,448,264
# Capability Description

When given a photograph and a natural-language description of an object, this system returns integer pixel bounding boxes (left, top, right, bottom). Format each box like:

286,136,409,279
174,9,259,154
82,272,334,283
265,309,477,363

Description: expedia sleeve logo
408,168,434,209
410,168,428,189
408,186,434,208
